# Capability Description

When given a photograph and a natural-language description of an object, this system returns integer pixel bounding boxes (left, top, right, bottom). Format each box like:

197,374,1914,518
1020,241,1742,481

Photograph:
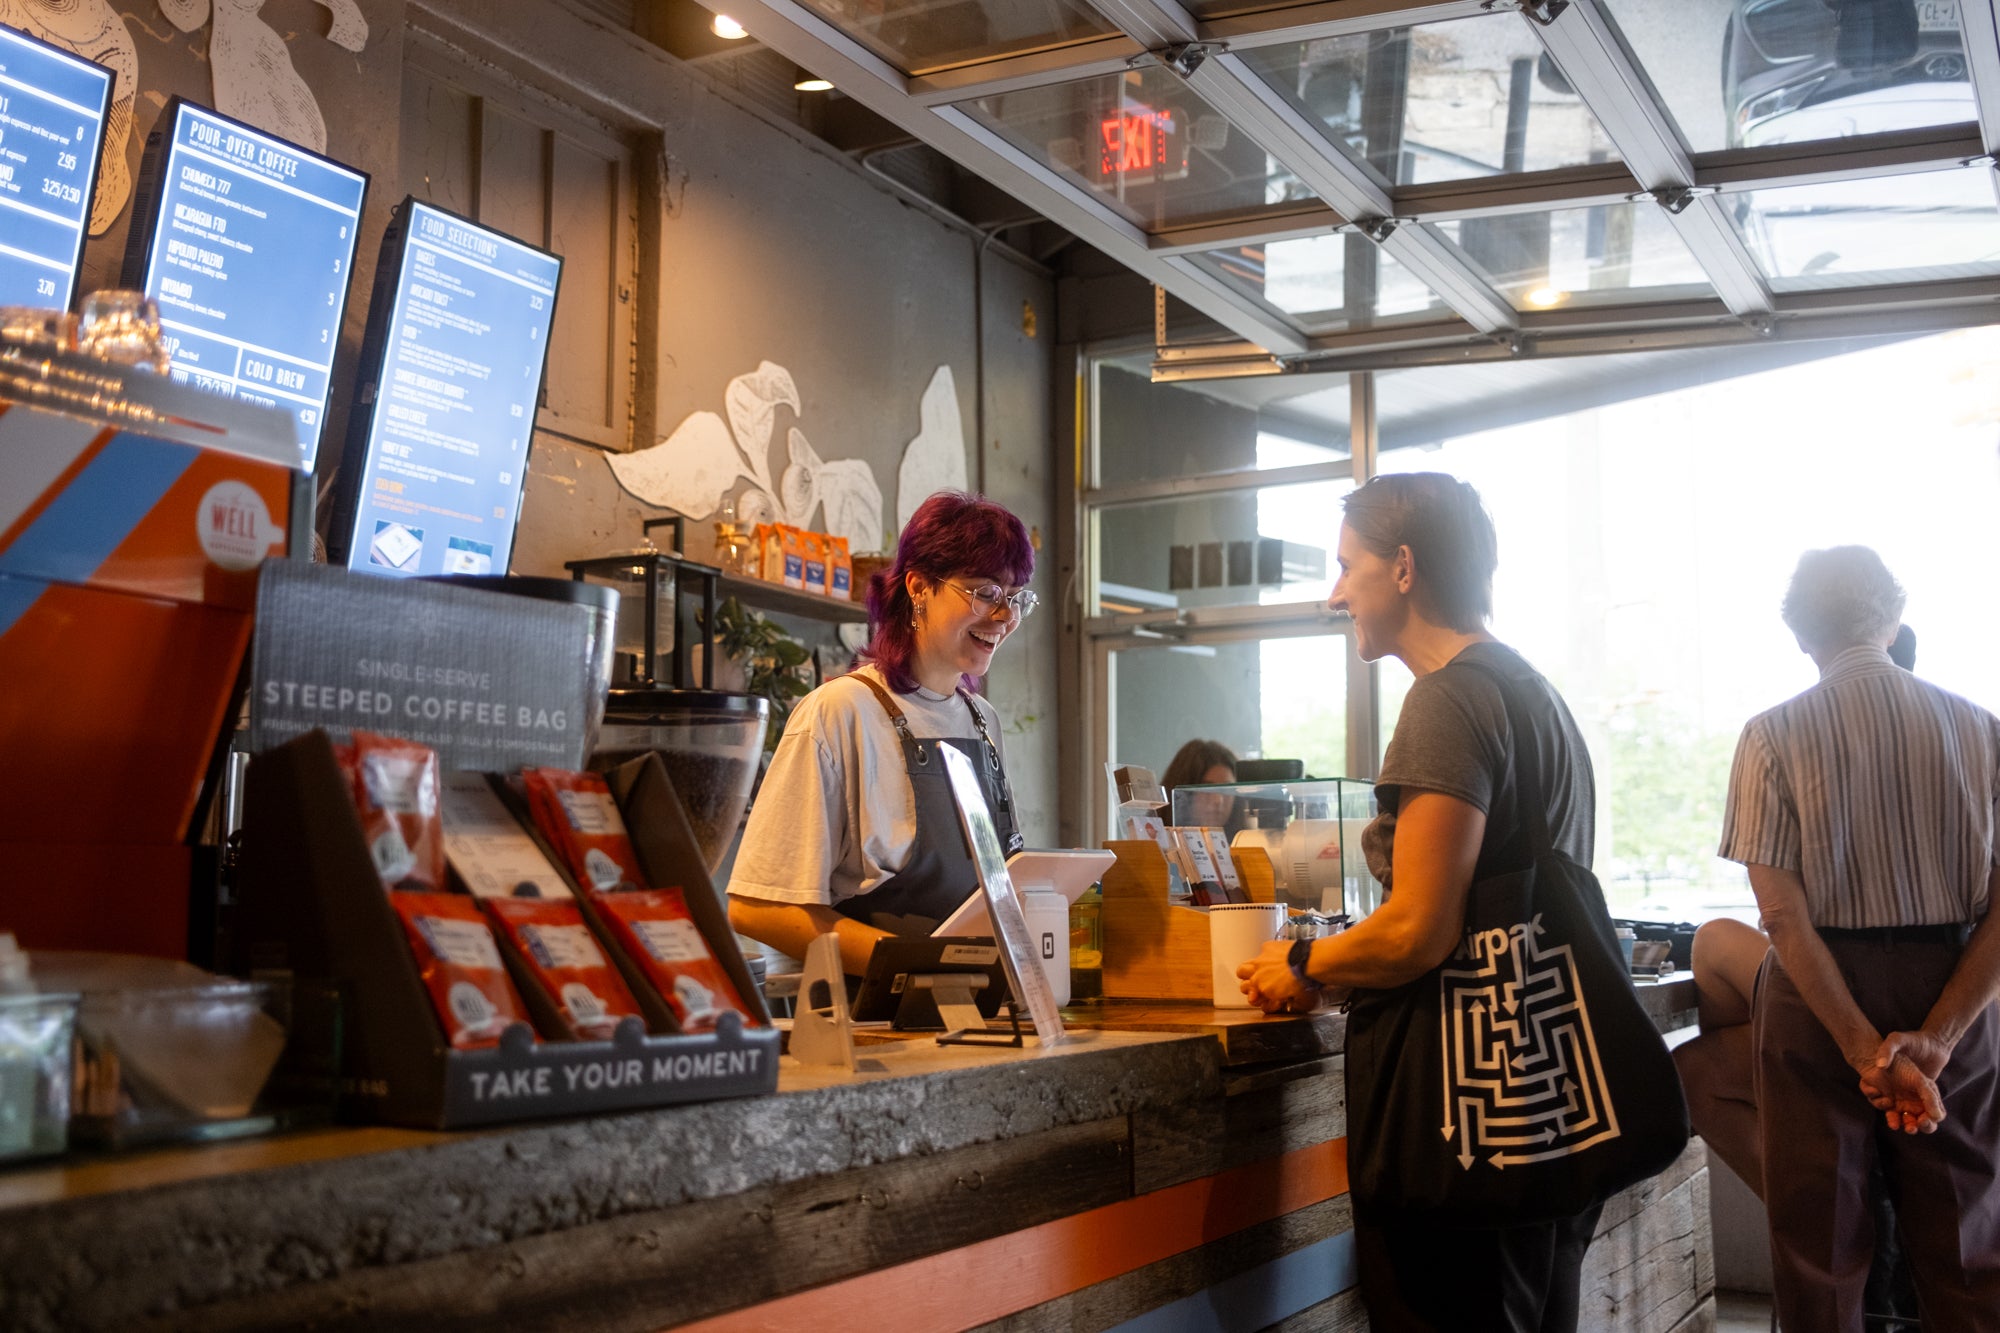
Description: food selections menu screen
344,201,560,579
0,25,111,308
136,102,366,468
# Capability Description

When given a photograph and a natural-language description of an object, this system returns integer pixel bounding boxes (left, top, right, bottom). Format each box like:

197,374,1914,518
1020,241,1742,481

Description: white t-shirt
726,664,1005,910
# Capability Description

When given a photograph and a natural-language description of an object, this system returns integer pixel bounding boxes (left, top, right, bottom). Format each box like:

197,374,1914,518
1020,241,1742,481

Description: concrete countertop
0,979,1697,1330
0,1028,1218,1330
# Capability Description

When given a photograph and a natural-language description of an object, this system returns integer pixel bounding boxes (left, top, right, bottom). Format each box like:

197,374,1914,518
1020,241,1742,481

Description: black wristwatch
1287,936,1318,987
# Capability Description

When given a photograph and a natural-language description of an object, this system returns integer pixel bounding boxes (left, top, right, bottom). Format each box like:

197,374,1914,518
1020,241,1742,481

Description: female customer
727,490,1037,976
1237,472,1605,1331
1161,738,1237,831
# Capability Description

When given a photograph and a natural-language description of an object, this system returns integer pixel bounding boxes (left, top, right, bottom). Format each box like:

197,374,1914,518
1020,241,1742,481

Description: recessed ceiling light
794,75,835,92
1523,285,1568,308
711,14,749,39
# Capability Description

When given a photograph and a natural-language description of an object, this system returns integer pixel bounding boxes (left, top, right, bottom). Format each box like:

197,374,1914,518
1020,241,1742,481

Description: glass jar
1068,885,1103,1003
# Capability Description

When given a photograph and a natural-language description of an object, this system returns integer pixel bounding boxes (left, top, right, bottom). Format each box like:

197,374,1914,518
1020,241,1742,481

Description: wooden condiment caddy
1099,839,1277,1001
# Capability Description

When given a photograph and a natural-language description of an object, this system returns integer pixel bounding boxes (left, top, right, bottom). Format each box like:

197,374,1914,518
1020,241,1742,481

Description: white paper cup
1208,902,1289,1008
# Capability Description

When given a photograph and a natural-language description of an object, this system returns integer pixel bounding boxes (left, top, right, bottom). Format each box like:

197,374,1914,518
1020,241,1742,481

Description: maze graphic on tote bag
1438,915,1621,1171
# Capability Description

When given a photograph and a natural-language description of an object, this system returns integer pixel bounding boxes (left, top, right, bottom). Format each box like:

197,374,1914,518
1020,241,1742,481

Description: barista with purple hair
727,491,1038,975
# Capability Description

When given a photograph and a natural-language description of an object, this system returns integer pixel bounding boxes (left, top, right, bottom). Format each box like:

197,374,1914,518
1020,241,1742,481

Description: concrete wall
71,0,407,481
62,0,1058,840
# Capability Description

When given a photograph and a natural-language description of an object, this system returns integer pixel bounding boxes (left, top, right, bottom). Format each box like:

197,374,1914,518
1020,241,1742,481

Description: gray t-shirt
1363,642,1595,891
726,664,1005,910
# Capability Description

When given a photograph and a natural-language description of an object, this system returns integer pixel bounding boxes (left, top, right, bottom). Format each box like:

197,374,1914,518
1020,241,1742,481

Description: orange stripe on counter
673,1137,1349,1333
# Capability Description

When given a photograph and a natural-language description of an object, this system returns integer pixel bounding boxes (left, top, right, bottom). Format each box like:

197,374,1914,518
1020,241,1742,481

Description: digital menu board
0,24,112,310
329,198,561,579
122,98,368,469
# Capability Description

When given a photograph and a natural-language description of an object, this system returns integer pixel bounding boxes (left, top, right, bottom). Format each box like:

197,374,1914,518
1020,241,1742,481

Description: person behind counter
726,490,1036,976
1161,738,1237,830
1235,472,1607,1331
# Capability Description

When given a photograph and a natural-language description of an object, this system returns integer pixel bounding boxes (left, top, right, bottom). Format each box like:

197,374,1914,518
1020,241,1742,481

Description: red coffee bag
389,891,529,1049
483,897,643,1040
521,767,648,893
593,889,757,1033
348,732,444,892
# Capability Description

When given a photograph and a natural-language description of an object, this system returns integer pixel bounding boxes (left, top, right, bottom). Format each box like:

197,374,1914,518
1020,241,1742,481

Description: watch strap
1287,935,1316,986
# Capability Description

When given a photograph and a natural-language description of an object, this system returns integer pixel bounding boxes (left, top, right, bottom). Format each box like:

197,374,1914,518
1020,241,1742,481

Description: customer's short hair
1341,472,1497,633
1780,546,1906,653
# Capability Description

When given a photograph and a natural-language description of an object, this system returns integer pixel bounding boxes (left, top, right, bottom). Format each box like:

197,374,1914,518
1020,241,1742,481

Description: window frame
1074,349,1382,844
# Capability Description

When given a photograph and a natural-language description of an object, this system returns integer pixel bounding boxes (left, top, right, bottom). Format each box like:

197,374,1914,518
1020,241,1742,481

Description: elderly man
1719,546,2000,1331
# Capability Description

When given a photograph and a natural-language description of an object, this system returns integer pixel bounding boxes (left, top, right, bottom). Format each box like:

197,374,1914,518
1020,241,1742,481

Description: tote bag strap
1454,655,1557,866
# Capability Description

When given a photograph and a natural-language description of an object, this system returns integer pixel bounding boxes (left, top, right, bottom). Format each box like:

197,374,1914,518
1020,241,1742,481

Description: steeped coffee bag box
248,562,604,774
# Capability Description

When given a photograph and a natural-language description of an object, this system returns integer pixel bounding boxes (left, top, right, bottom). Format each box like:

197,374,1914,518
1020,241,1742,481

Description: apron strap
853,672,916,742
955,688,1006,777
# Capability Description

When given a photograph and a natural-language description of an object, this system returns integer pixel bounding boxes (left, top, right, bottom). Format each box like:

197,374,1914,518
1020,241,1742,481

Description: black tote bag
1344,660,1690,1228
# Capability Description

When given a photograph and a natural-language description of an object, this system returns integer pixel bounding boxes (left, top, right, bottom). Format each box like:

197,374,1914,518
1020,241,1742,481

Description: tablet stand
901,972,990,1039
936,997,1025,1049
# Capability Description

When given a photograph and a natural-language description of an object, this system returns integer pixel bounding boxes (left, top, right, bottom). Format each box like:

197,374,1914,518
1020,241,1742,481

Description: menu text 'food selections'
131,100,368,468
0,24,112,309
342,201,561,579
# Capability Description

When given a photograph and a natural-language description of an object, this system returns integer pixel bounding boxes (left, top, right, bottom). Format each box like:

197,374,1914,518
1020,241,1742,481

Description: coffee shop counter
0,982,1706,1333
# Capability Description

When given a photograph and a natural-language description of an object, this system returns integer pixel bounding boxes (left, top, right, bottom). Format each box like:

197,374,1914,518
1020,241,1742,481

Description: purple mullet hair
861,490,1035,694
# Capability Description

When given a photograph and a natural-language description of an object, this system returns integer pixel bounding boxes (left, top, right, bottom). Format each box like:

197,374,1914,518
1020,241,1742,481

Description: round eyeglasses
946,580,1039,619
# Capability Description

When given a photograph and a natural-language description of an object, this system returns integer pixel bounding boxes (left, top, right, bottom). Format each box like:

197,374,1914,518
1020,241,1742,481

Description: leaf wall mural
1,0,137,235
610,361,961,556
897,366,967,532
0,0,369,236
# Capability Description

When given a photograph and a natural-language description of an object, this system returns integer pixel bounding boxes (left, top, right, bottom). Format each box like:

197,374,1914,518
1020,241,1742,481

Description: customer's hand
1858,1052,1945,1134
1237,939,1317,1014
1875,1028,1953,1081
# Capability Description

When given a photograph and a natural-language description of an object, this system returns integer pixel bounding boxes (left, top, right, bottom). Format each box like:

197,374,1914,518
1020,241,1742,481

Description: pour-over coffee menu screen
136,101,367,468
342,200,561,579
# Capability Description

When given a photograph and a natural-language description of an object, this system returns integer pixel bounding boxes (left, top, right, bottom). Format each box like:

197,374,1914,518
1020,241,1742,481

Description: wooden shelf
719,572,868,624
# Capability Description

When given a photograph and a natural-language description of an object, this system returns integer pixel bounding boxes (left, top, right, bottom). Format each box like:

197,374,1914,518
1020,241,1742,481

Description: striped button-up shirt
1718,645,2000,928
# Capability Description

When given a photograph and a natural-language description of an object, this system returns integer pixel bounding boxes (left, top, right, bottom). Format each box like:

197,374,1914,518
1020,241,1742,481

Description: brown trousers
1755,935,2000,1332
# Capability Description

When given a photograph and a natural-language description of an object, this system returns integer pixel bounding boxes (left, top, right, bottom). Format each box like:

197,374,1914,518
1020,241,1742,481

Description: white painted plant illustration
897,365,968,531
1,0,366,234
158,0,368,155
610,362,969,554
1,0,137,234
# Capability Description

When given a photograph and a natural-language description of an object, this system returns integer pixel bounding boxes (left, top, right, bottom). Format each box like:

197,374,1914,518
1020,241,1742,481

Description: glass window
1106,631,1351,812
1094,473,1349,616
1183,0,1330,16
795,0,1118,75
1188,231,1452,332
1370,326,2000,922
1728,164,2000,291
1433,202,1715,310
1234,15,1620,187
1602,0,1976,154
958,67,1312,231
1096,358,1350,489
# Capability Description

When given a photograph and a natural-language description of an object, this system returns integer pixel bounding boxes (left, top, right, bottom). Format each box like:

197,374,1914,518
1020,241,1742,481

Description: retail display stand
234,731,779,1128
0,357,305,959
1098,840,1276,1001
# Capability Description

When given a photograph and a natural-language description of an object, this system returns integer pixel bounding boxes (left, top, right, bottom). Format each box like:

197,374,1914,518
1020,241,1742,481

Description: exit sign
1098,101,1187,181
